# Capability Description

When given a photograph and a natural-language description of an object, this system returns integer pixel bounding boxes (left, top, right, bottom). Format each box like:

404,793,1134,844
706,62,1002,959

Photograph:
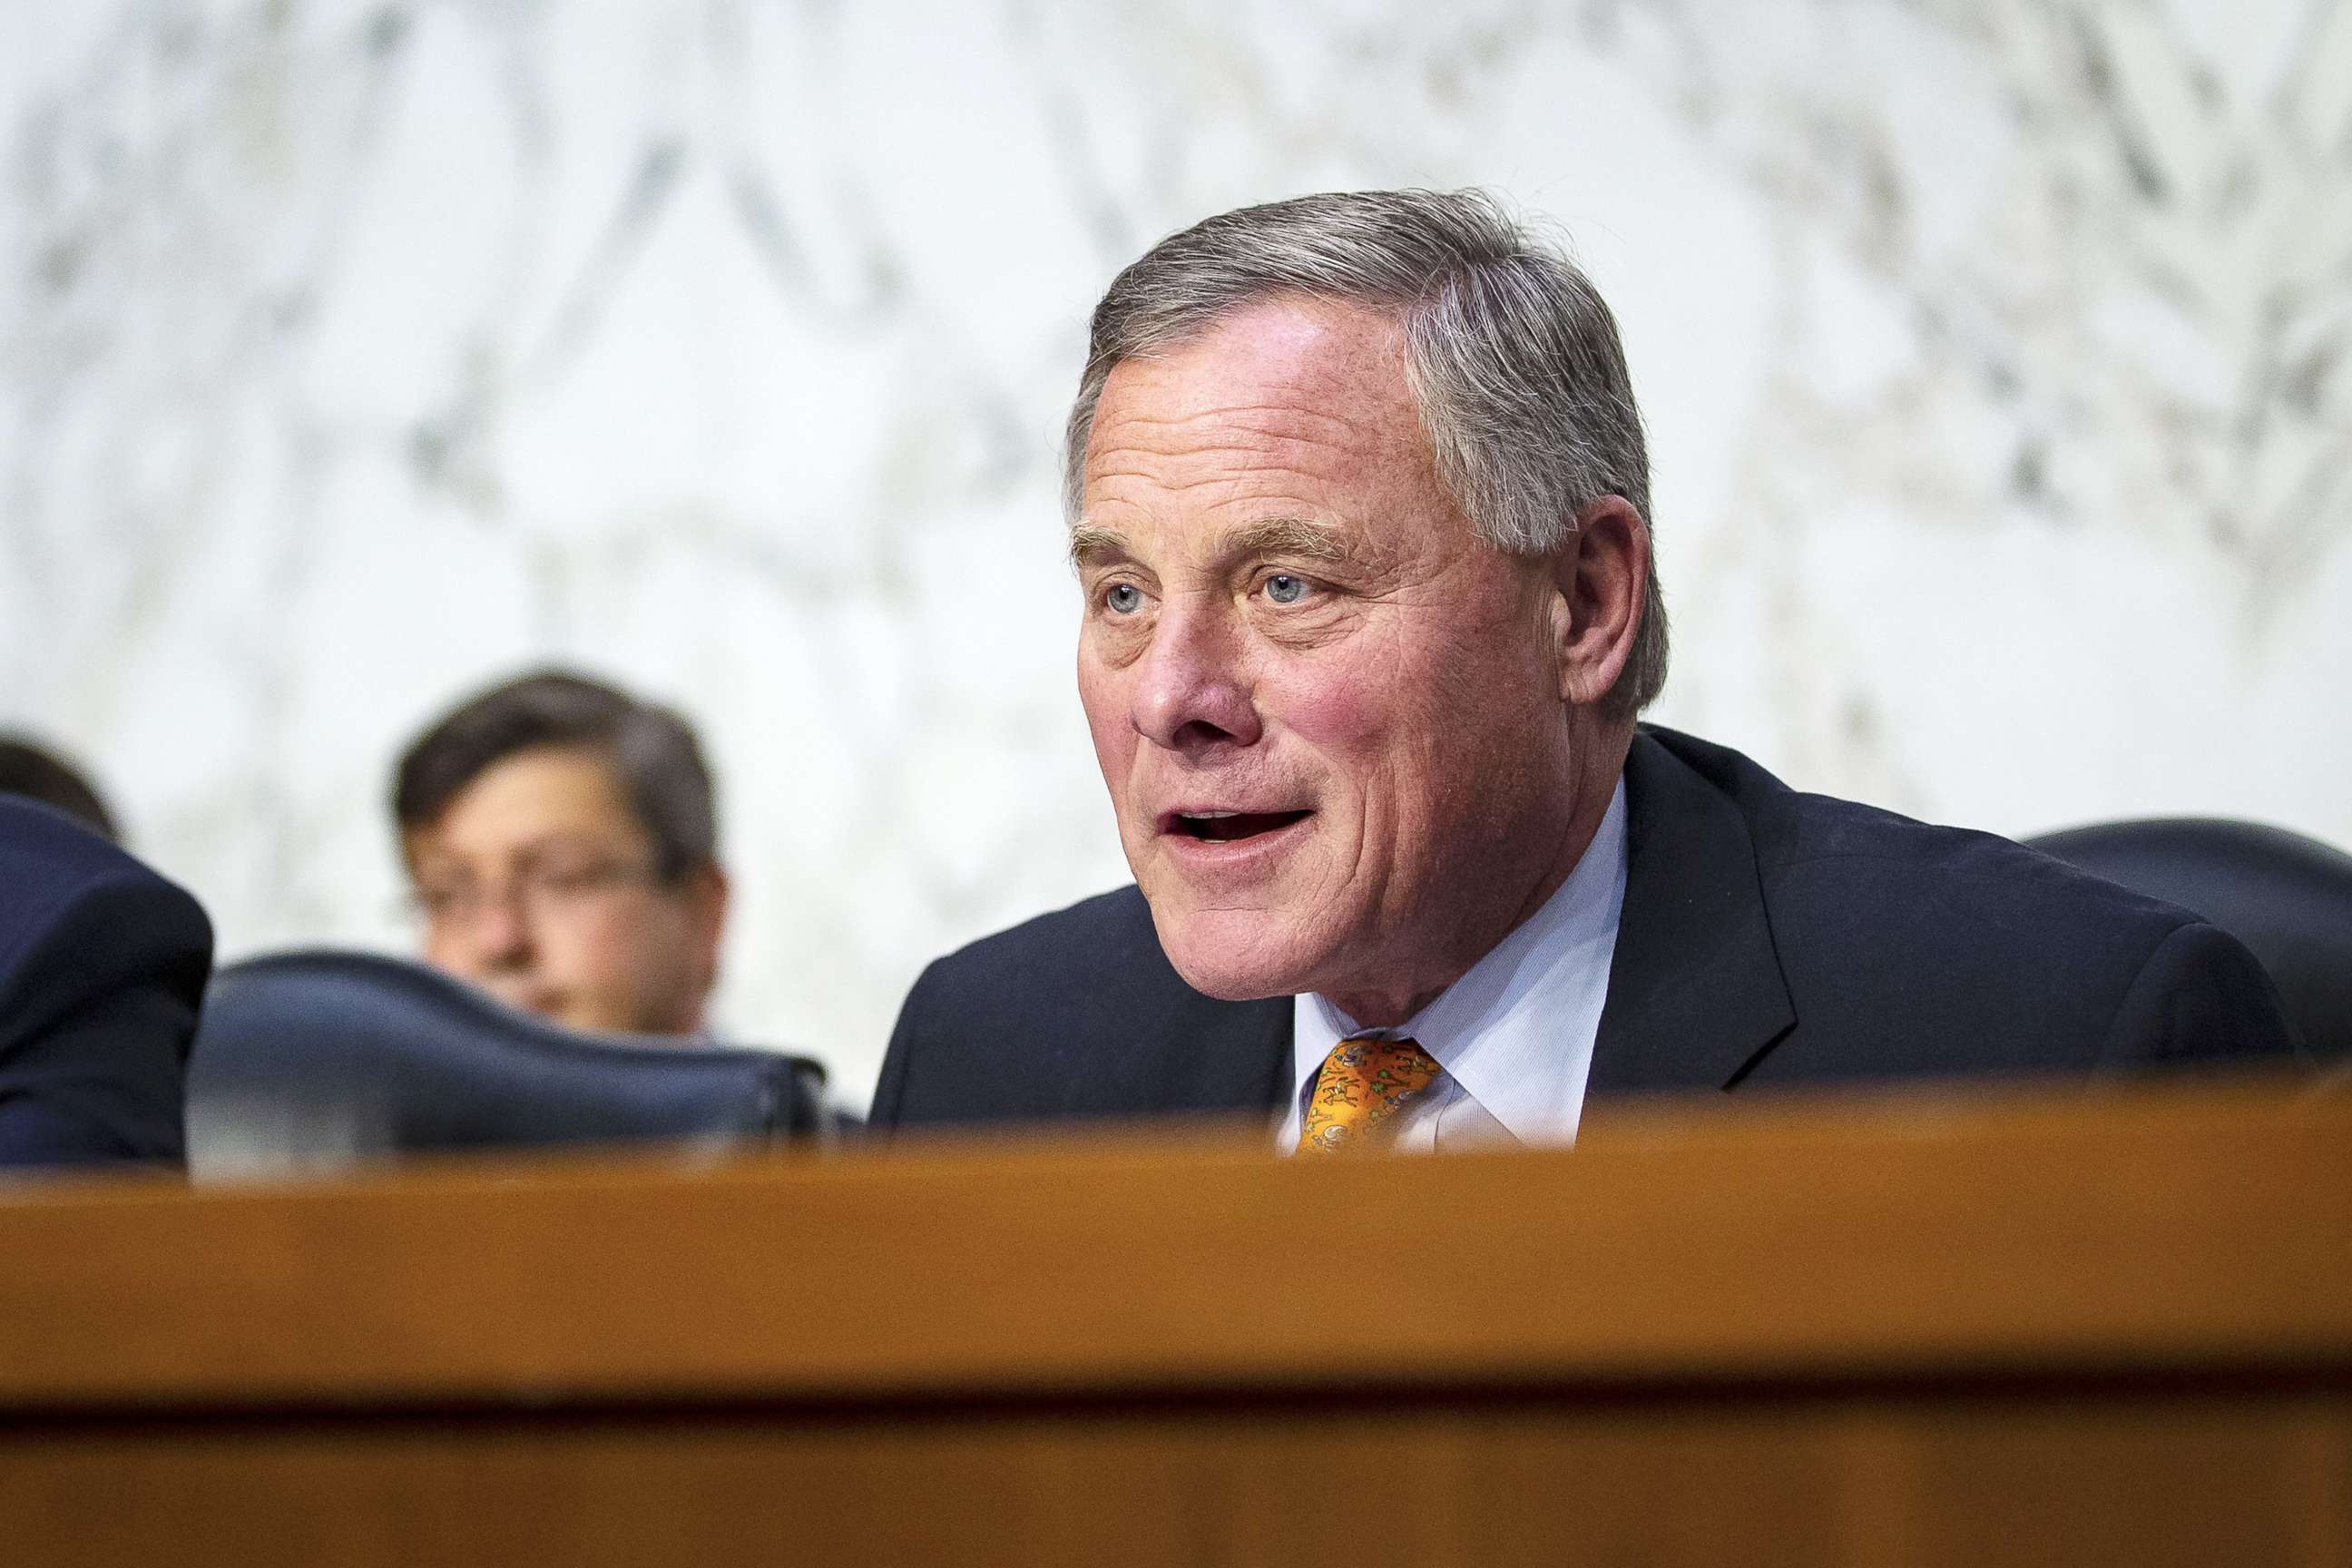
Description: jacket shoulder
1633,728,2296,1080
1644,724,2230,931
0,799,212,985
919,886,1171,1003
0,799,213,1166
874,886,1289,1130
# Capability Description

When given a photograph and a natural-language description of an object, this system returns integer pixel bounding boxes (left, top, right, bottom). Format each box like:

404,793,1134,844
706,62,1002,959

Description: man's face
403,747,723,1037
1074,296,1588,1024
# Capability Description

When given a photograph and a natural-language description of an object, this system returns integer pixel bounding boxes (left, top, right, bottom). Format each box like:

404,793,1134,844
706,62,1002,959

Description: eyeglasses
407,853,662,931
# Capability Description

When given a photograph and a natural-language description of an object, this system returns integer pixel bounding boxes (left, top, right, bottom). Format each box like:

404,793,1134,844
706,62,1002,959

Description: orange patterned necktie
1296,1037,1443,1155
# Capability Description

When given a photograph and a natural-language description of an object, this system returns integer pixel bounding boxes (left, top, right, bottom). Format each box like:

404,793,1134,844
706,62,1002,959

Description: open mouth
1168,809,1312,843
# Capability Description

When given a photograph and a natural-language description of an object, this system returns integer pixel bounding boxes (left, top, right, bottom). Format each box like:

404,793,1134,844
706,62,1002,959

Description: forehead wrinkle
1090,397,1385,457
1086,449,1353,505
1079,305,1448,573
1083,419,1399,505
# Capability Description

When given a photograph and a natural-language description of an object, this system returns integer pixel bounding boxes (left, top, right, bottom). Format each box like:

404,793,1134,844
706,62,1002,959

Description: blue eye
1104,583,1142,614
1263,573,1308,604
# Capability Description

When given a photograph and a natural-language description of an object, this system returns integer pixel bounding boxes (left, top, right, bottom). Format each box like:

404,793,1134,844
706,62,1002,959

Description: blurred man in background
393,671,729,1039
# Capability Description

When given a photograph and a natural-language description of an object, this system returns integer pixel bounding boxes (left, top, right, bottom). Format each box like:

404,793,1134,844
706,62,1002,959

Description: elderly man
873,190,2293,1149
394,670,729,1040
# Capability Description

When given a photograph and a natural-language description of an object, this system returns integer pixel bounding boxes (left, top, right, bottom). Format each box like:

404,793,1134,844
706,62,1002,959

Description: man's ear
1549,495,1651,709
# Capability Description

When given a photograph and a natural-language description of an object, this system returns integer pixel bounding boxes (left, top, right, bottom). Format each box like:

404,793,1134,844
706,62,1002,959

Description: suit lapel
1586,730,1797,1095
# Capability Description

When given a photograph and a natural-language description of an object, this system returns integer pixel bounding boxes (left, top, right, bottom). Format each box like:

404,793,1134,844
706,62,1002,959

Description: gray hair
1063,188,1668,718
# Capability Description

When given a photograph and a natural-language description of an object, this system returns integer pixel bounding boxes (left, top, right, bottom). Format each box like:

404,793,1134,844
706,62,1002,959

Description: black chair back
2026,818,2352,1064
187,949,827,1180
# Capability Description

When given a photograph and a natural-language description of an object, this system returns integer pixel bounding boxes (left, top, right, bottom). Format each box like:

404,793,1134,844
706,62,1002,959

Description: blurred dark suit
0,799,211,1168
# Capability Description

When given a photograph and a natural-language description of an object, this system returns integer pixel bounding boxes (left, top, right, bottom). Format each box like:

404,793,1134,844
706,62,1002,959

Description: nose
1131,598,1262,756
467,887,536,973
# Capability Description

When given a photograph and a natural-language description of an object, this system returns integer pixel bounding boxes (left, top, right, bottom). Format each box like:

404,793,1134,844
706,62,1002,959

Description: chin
1149,902,1321,1003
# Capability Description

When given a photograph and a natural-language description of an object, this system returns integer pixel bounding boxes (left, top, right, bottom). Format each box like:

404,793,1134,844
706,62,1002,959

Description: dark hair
0,735,120,841
393,671,718,880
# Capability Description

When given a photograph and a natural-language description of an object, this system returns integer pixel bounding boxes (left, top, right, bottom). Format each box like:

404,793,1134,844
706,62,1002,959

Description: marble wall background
4,0,2347,1107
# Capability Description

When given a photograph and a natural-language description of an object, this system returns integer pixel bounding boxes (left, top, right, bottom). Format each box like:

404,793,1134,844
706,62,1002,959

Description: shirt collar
1290,775,1630,1143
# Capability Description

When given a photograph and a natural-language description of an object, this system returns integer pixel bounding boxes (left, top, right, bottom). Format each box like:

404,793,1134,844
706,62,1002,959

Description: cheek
1269,637,1528,825
1277,677,1377,756
422,929,472,972
540,912,636,987
1076,663,1137,772
1267,645,1428,778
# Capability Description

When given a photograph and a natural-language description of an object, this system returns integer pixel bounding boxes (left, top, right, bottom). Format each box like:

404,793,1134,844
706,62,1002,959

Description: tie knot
1297,1037,1441,1156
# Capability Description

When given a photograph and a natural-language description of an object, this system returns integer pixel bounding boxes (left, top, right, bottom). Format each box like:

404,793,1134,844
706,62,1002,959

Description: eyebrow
1225,516,1348,562
405,828,625,874
1067,515,1348,571
1068,524,1129,571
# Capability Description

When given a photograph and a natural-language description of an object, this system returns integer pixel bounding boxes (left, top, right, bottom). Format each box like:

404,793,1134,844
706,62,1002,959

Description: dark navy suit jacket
0,799,211,1167
873,728,2297,1130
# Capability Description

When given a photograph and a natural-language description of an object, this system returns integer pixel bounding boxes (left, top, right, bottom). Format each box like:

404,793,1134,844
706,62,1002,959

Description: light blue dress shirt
1278,776,1629,1153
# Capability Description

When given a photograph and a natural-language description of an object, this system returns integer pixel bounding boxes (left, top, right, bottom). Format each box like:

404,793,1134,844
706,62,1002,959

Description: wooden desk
2,1077,2346,1565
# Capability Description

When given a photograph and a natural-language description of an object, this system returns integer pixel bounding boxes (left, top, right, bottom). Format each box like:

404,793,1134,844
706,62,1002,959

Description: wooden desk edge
2,1073,2344,1414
